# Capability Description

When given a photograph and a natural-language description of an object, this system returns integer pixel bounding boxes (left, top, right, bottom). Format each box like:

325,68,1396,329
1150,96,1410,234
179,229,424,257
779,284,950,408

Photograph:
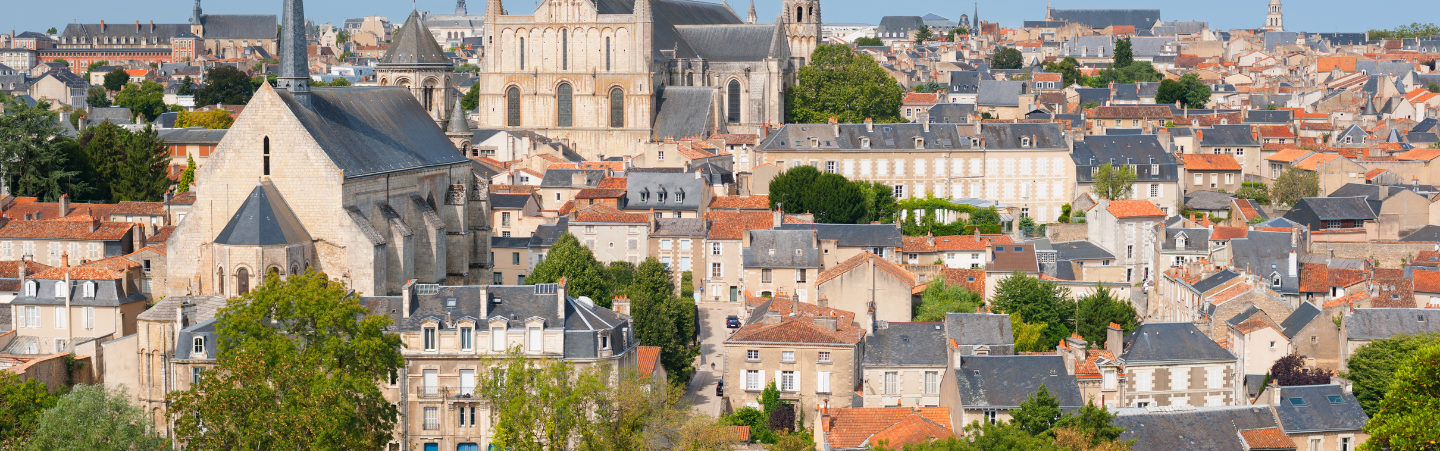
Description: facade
1088,199,1165,286
0,221,137,267
566,204,651,264
741,228,819,302
861,322,947,408
1274,385,1370,451
1180,154,1244,194
55,0,277,61
946,355,1084,426
649,218,706,294
816,252,918,328
8,262,149,355
1073,135,1181,215
377,11,458,127
1118,323,1239,408
723,296,863,423
101,295,226,438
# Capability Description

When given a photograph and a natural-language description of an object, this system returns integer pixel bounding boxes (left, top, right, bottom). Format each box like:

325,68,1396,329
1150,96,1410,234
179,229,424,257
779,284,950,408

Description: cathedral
165,0,492,298
472,0,820,157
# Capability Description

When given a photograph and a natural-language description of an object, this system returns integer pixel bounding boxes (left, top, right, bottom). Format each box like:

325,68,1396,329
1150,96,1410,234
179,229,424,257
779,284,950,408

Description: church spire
447,99,471,135
191,0,203,25
455,0,468,15
276,0,310,93
746,0,757,24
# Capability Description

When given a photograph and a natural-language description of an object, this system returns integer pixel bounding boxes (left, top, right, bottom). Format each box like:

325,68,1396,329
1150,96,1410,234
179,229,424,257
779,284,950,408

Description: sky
2,0,1432,36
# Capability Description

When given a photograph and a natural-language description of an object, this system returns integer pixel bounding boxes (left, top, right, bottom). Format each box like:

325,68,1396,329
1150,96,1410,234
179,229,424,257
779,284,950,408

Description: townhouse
0,220,138,267
1180,153,1244,193
741,228,820,302
900,234,1012,269
723,295,864,423
1198,125,1263,176
1072,135,1181,215
566,205,651,265
861,321,947,408
1088,199,1166,286
8,258,149,356
1118,322,1239,408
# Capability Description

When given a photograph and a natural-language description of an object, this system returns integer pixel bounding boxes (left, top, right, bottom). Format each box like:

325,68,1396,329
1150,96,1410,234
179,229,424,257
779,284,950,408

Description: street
684,300,745,417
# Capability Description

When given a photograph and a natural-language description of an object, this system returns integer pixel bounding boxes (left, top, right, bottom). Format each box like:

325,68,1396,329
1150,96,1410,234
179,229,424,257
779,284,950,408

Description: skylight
1289,397,1307,406
1327,395,1344,404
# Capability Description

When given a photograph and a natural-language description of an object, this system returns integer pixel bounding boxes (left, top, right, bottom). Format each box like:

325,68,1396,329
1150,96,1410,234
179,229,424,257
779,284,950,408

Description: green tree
456,63,480,73
102,69,130,92
1428,82,1440,93
1091,163,1137,200
109,125,172,202
175,109,235,129
1366,22,1440,40
1360,343,1440,451
178,155,197,192
85,86,111,108
1117,62,1162,83
1113,37,1134,69
853,36,883,46
914,25,933,44
461,85,481,111
85,60,109,74
1054,402,1128,446
478,349,607,450
112,80,166,121
1342,333,1440,416
992,273,1073,351
911,82,946,93
50,58,68,66
78,121,129,199
335,30,350,43
724,407,778,443
856,180,898,224
24,384,169,451
168,270,405,450
760,381,783,417
194,65,257,106
1233,182,1270,205
768,165,867,224
1272,167,1319,207
947,28,969,41
46,27,57,34
0,371,59,448
0,98,86,201
1074,284,1137,348
991,47,1023,69
905,422,1061,450
1156,73,1210,108
1042,57,1083,87
1011,314,1050,353
771,430,817,451
528,233,613,307
606,260,638,295
631,258,700,383
177,76,196,96
787,44,905,124
913,276,984,321
1012,385,1063,436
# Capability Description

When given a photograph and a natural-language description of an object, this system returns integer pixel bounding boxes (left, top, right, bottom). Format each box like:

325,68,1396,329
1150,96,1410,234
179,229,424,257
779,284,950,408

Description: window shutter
794,371,802,393
817,372,830,393
775,371,781,391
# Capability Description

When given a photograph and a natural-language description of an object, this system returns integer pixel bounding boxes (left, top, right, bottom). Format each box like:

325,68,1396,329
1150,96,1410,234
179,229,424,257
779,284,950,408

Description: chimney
612,294,631,316
772,209,782,228
401,279,415,318
1106,323,1123,356
829,116,839,136
864,117,874,132
763,313,782,325
60,252,70,268
556,277,567,322
58,194,69,217
922,114,930,133
101,20,105,32
814,316,837,331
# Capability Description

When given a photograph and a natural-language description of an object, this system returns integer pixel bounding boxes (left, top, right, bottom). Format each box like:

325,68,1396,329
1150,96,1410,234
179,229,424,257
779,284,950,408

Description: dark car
726,315,741,328
715,379,724,397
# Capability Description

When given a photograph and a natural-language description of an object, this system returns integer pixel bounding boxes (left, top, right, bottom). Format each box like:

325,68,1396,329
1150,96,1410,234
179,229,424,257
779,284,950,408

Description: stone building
101,295,226,437
473,0,809,156
164,0,492,298
861,321,947,408
377,11,459,127
1118,322,1239,407
723,294,863,423
56,0,278,61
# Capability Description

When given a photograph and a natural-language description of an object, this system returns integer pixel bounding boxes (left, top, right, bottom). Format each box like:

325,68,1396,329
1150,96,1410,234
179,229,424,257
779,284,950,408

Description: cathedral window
610,88,624,128
263,137,271,176
236,267,250,296
519,37,525,70
727,80,741,124
506,87,521,127
217,267,225,294
561,29,568,70
605,37,611,71
557,83,573,127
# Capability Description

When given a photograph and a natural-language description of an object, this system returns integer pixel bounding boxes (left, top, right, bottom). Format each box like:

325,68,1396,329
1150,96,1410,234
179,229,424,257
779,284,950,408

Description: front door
729,286,738,302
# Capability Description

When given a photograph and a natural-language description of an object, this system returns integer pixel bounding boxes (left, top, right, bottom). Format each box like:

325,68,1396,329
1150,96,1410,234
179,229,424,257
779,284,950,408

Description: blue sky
3,0,1428,36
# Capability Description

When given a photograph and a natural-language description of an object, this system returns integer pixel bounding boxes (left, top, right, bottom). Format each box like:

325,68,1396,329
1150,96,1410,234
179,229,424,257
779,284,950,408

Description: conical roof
447,99,471,135
214,181,313,246
380,10,452,67
1361,95,1378,116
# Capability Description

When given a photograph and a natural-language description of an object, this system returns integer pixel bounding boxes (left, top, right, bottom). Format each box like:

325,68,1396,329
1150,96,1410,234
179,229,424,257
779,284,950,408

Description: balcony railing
414,385,479,400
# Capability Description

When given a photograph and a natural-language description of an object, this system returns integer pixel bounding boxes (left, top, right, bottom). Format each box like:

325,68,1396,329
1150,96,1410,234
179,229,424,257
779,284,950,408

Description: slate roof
272,86,471,179
1346,308,1440,340
1245,110,1293,124
981,123,1066,149
1051,240,1114,260
863,322,948,366
742,229,819,268
954,355,1084,408
213,181,312,246
1192,269,1240,293
1275,385,1369,433
159,128,227,144
1163,228,1212,252
1278,302,1320,339
1399,225,1440,242
540,169,605,188
90,107,135,125
651,86,714,140
976,80,1026,107
624,171,707,211
1120,322,1234,364
1231,231,1299,293
1113,405,1280,451
1048,9,1161,29
1200,124,1260,146
674,23,786,62
1185,191,1235,211
381,12,452,67
490,193,534,209
944,312,1014,347
197,14,279,39
1285,197,1377,221
490,236,530,248
1072,135,1177,183
947,71,984,95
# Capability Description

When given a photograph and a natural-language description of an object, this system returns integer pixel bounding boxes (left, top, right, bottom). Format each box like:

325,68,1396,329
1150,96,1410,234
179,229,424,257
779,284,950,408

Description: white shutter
794,371,802,393
460,369,476,395
83,307,93,329
775,371,782,391
528,328,542,352
818,372,831,393
54,307,64,329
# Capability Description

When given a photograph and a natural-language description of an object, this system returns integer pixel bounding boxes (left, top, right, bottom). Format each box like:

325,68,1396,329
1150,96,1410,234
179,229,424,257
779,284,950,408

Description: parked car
726,315,741,328
715,379,724,397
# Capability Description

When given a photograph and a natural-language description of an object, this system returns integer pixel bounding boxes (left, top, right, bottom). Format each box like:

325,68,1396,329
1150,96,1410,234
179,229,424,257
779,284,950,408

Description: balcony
414,385,479,400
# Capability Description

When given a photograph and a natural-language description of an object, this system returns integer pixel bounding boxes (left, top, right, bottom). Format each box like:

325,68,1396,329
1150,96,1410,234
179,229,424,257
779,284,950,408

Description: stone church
473,0,820,158
165,0,492,298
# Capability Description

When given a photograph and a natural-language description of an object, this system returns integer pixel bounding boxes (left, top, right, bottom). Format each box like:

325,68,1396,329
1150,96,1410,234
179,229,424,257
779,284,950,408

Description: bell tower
781,0,820,66
1264,0,1284,32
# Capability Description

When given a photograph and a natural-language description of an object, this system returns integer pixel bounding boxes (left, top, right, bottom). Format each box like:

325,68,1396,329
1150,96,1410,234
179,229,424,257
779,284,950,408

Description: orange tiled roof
1293,153,1340,171
1395,148,1440,161
1372,278,1415,308
1414,270,1440,293
1209,283,1253,305
1329,268,1366,288
708,195,771,210
596,176,627,189
572,204,649,224
1365,168,1390,180
821,407,953,449
1257,125,1295,138
1299,264,1329,292
1234,314,1283,335
1317,57,1357,73
1033,72,1062,82
637,346,662,376
705,210,807,240
1209,226,1247,240
574,188,627,199
1239,427,1298,450
903,92,941,104
30,265,126,281
817,252,918,287
729,300,862,346
1106,200,1166,218
1324,291,1369,309
0,220,132,241
1265,147,1312,162
901,234,1012,253
1181,154,1243,171
1074,349,1118,378
0,260,53,279
939,268,986,294
107,201,165,216
149,225,176,244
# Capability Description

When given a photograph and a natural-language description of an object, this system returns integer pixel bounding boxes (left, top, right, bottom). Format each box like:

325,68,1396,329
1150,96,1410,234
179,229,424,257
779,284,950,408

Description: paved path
684,301,744,417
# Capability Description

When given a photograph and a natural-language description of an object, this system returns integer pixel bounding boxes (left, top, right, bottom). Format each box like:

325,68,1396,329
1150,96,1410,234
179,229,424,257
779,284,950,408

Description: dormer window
423,325,437,351
600,332,611,350
640,189,649,202
861,137,871,148
1020,137,1030,147
1271,272,1282,288
24,281,36,297
491,323,507,352
810,137,820,147
54,281,67,298
658,191,667,203
914,137,925,149
82,282,95,298
1175,233,1187,248
193,336,205,354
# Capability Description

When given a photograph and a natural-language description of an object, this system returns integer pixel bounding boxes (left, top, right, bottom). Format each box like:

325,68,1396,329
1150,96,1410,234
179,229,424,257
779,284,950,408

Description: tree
177,76,196,96
1117,61,1162,83
102,69,130,92
1042,57,1083,87
1269,354,1331,386
529,233,612,305
0,371,58,448
913,276,984,321
947,28,969,41
856,180,898,224
1053,402,1128,446
112,80,166,122
1012,385,1063,436
335,30,350,43
175,109,235,129
1342,333,1440,416
50,58,67,66
1156,73,1210,108
1428,82,1439,93
24,384,169,451
631,258,700,383
1234,182,1270,205
110,125,173,202
461,84,481,111
194,66,257,106
991,47,1023,70
86,86,111,108
1112,37,1134,69
168,270,405,450
46,27,57,34
1360,343,1440,451
786,44,905,124
1366,22,1440,40
1074,284,1137,348
1091,163,1137,200
0,98,86,201
1053,428,1133,451
456,63,480,73
992,273,1073,351
606,260,638,295
853,37,883,46
770,431,816,451
78,121,129,199
911,82,946,93
904,422,1061,450
85,60,110,74
178,155,196,192
725,407,777,443
914,25,933,45
1011,314,1050,353
768,165,867,224
1272,167,1319,207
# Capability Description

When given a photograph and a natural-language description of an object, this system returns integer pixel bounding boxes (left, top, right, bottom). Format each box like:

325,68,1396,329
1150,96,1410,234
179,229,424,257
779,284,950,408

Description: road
684,300,744,417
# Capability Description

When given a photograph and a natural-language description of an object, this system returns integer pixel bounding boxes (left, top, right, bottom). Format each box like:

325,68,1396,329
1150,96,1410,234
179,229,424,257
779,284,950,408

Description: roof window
1289,397,1307,406
1327,395,1343,404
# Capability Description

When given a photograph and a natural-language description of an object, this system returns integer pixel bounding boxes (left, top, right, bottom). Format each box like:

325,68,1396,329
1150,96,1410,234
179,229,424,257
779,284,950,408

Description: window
560,29,568,70
727,79,741,124
491,327,506,351
527,327,542,352
142,259,152,273
761,269,772,283
780,371,796,391
658,151,665,161
1103,369,1117,390
817,371,831,393
629,238,640,249
924,371,939,395
1327,395,1344,403
984,411,998,424
24,306,39,328
423,327,437,351
883,372,898,395
23,281,35,297
661,239,672,250
680,239,692,250
1289,397,1307,406
893,185,906,198
1309,439,1322,451
556,83,573,127
1150,184,1160,198
825,161,836,173
423,368,439,397
193,336,205,354
1136,371,1152,392
262,137,271,176
1126,245,1134,259
192,367,204,385
604,37,611,71
746,370,761,390
781,351,795,362
53,307,64,329
1207,367,1223,389
711,263,722,278
501,212,511,226
818,351,831,362
1340,437,1351,451
518,37,525,70
82,282,95,298
585,225,596,234
796,269,806,283
493,272,503,284
54,281,66,298
608,87,625,128
424,407,439,430
512,252,520,265
506,86,521,127
712,242,721,255
83,307,93,329
460,326,473,350
1,241,9,258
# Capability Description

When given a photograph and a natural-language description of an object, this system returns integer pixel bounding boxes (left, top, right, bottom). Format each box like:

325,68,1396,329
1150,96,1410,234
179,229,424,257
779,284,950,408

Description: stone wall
1047,223,1088,242
1311,241,1440,268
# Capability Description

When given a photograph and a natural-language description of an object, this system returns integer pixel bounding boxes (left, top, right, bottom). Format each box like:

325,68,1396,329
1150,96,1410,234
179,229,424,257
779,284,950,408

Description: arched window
268,266,281,280
519,37,525,70
193,336,205,354
292,263,300,275
605,37,611,71
423,83,435,112
217,267,225,294
506,87,521,127
263,137,271,176
727,80,741,124
561,29,568,70
556,83,573,127
796,6,803,20
610,88,624,128
236,267,250,295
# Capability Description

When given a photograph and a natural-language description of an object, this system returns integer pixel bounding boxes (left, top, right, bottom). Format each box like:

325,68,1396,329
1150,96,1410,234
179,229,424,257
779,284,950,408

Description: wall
723,341,857,426
1123,362,1236,407
1046,223,1088,242
1311,241,1440,268
861,365,946,408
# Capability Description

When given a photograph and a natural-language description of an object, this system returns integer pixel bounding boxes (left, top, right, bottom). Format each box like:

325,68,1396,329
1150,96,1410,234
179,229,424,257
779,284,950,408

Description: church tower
455,0,468,15
782,0,820,65
1264,0,1284,32
376,10,456,125
275,0,310,93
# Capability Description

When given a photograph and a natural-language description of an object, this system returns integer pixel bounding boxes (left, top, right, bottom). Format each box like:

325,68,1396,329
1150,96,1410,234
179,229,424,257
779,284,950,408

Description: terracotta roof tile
0,220,132,241
1181,154,1243,171
1239,427,1298,450
821,407,953,449
106,201,165,216
705,211,806,240
0,260,53,279
1265,148,1312,162
1234,314,1283,335
572,204,649,224
728,297,863,345
1413,251,1440,268
903,92,941,104
149,225,176,244
30,265,126,280
1293,153,1340,171
1372,278,1415,308
939,268,986,294
1210,226,1248,240
1257,125,1296,138
708,195,771,210
1091,105,1172,119
574,188,627,199
1106,200,1166,218
596,177,627,189
1414,270,1440,293
1210,283,1253,305
1328,268,1366,288
1299,264,1328,293
1395,148,1440,161
637,346,662,376
1323,291,1368,309
817,252,918,287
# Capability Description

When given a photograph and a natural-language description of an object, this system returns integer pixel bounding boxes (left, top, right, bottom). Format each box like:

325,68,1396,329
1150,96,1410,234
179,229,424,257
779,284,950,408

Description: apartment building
741,229,820,302
724,295,863,423
1118,322,1239,408
566,205,651,265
